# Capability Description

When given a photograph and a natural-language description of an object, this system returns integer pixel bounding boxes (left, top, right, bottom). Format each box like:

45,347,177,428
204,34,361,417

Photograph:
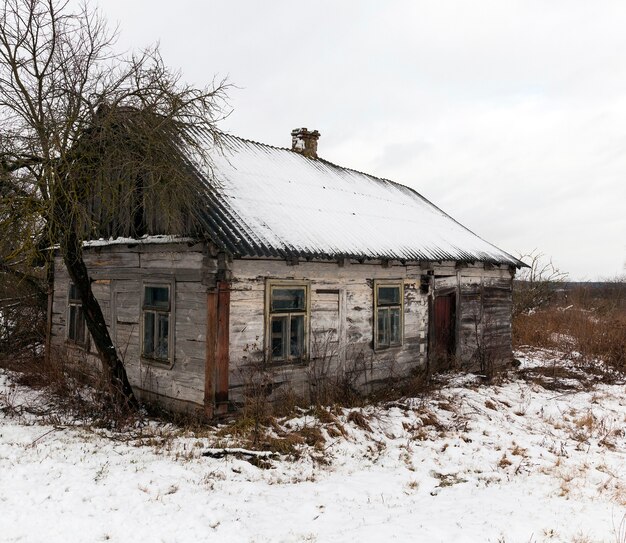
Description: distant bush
513,295,626,372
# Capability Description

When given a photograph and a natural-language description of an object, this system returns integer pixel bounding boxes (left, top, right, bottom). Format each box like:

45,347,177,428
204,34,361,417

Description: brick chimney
291,128,320,159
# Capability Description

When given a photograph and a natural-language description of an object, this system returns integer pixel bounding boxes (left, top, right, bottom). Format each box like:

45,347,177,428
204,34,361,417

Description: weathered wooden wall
51,246,515,413
50,242,211,411
433,265,514,372
227,259,432,404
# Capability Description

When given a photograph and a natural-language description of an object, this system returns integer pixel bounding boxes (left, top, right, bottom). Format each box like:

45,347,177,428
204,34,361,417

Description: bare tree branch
0,0,230,409
513,250,568,315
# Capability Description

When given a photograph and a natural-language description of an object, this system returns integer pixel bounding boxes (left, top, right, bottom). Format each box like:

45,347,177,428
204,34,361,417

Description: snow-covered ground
1,350,625,543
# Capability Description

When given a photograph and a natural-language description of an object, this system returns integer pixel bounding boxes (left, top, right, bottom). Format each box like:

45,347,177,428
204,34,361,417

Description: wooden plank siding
51,244,515,414
51,242,211,413
456,272,514,371
227,259,431,404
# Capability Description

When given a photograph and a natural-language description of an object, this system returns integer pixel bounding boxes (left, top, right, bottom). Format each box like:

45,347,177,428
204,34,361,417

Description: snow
82,235,197,248
1,351,625,542
199,134,523,264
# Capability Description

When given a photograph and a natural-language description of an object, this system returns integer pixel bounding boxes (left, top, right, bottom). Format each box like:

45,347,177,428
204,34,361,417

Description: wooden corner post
215,280,231,414
204,289,217,419
204,280,231,419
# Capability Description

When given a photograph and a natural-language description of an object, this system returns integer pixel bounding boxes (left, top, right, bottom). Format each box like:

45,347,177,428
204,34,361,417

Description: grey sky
101,0,626,280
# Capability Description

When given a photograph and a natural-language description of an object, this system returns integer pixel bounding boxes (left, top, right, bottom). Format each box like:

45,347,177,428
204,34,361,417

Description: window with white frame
267,283,309,363
67,283,86,344
374,282,403,349
142,284,171,362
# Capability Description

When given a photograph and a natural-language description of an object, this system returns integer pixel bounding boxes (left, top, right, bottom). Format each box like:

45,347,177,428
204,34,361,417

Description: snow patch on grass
1,349,625,542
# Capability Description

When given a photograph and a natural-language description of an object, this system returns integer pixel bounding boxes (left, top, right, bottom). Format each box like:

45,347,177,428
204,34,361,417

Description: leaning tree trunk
61,229,138,410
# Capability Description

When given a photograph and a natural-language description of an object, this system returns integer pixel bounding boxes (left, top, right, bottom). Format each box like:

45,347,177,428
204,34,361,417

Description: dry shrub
313,405,340,425
498,454,512,468
406,480,419,491
485,399,497,410
574,411,594,431
235,359,279,445
0,273,46,361
262,434,304,456
569,281,626,313
142,402,211,434
397,366,434,397
1,350,140,428
296,425,326,449
307,341,370,408
514,304,626,373
517,363,589,391
419,410,443,429
347,409,372,432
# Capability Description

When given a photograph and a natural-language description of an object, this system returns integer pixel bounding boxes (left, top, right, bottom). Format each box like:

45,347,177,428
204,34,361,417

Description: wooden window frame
66,283,88,347
140,279,175,367
265,280,310,365
373,280,404,350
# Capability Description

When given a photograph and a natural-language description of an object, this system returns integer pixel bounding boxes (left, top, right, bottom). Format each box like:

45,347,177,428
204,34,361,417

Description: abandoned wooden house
50,127,526,415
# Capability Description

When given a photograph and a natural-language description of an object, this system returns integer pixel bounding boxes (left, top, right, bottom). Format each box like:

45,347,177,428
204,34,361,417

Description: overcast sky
100,0,626,280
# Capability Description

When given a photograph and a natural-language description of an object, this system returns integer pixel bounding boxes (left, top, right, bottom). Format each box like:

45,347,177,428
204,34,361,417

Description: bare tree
0,0,229,409
513,250,568,315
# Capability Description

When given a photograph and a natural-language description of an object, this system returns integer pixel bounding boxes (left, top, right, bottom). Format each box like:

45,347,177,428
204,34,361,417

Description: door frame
428,285,458,371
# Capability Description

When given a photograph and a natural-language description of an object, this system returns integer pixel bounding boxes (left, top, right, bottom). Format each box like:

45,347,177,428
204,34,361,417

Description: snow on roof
193,134,523,266
83,235,196,248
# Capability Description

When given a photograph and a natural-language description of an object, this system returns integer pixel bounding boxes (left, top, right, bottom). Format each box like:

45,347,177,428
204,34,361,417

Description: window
374,282,403,349
142,284,171,362
267,283,309,363
67,283,86,344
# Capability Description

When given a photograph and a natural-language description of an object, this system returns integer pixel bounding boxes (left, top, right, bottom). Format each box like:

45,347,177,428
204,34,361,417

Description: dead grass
498,454,512,468
262,434,305,456
347,410,372,432
513,303,626,377
614,513,626,543
0,351,141,428
485,399,497,410
431,471,467,488
420,410,448,432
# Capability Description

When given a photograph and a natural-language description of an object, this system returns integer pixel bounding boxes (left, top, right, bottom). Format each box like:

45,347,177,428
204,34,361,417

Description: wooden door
433,293,456,370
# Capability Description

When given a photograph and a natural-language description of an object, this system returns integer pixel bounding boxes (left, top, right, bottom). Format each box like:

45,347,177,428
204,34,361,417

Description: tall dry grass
513,287,626,372
0,351,141,427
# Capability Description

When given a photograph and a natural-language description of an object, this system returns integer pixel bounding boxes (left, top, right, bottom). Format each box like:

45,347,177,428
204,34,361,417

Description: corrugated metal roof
193,133,524,267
